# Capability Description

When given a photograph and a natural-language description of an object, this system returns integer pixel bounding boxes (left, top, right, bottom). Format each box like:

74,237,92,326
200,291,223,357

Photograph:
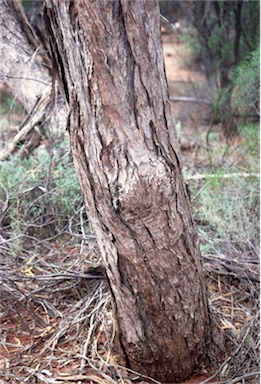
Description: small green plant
0,96,23,115
233,47,260,115
0,141,85,241
193,172,259,259
210,87,233,125
181,30,201,59
239,123,260,162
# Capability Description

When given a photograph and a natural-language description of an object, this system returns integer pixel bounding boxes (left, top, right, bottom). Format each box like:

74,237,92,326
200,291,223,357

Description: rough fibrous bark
44,1,223,382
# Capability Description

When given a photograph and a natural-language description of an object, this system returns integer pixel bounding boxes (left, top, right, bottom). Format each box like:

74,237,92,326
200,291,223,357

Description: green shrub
0,96,23,115
239,123,260,162
194,173,259,259
233,47,260,115
0,143,85,241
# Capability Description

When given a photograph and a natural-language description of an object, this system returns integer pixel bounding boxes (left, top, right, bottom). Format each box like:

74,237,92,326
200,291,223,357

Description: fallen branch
0,85,52,160
169,95,212,105
203,254,260,283
186,172,260,181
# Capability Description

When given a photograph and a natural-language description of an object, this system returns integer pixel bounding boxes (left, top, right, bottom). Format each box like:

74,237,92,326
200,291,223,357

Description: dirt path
163,32,213,136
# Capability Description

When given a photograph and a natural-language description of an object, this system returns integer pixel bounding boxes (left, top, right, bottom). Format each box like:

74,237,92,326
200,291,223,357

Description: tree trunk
44,1,223,382
0,0,49,112
0,0,67,159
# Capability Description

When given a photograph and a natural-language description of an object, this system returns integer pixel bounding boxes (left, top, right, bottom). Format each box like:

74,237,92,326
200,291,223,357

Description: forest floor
0,31,259,384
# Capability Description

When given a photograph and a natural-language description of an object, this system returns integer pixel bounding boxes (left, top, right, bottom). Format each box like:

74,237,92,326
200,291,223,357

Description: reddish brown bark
44,1,223,382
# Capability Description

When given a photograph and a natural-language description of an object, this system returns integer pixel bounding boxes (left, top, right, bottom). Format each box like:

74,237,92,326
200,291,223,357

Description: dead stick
186,172,259,181
170,96,212,105
0,85,52,160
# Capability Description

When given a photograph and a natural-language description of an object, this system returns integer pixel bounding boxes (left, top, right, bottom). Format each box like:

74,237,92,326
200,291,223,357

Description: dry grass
0,225,259,384
0,240,115,384
202,257,259,383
